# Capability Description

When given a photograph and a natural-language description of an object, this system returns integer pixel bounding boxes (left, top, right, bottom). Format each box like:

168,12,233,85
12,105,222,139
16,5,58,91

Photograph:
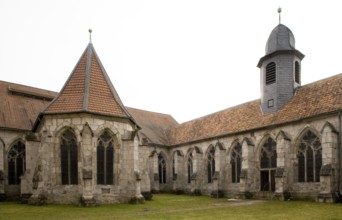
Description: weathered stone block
83,169,92,179
320,164,332,176
141,191,153,200
80,196,97,207
128,195,144,204
28,194,47,206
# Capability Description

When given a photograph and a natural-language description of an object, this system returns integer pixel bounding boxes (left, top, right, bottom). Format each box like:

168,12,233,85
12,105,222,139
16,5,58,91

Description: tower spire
88,29,92,43
278,7,282,24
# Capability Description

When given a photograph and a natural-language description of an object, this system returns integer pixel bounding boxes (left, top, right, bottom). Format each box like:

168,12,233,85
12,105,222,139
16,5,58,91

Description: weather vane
278,7,282,24
89,29,92,43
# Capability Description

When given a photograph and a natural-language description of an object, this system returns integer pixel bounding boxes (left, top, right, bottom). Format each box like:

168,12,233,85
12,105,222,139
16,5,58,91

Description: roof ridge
178,99,260,125
299,72,342,87
39,43,138,127
90,45,135,121
41,45,90,114
126,106,178,118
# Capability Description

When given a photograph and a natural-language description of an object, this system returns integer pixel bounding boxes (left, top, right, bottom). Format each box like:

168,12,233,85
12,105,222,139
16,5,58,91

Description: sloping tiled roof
0,81,58,131
44,43,133,120
126,107,178,146
167,73,342,145
0,81,178,146
2,72,342,146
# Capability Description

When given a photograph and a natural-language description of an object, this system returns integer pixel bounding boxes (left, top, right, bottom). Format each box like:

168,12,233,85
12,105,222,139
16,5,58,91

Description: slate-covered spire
43,42,134,121
257,22,304,115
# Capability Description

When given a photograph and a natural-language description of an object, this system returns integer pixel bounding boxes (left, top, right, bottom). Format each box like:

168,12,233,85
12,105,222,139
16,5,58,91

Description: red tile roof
0,81,177,146
44,43,132,120
127,107,178,146
2,43,342,147
167,73,342,145
0,81,57,131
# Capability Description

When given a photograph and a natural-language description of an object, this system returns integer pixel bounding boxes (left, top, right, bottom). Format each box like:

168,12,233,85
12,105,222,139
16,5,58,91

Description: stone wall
28,113,143,205
0,113,340,204
0,130,26,200
138,114,341,202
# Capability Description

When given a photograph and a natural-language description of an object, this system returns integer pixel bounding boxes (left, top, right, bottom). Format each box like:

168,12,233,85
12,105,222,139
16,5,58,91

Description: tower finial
278,7,282,24
88,29,92,43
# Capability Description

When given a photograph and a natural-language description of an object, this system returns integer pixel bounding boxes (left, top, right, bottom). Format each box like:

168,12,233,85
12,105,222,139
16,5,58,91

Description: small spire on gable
89,29,92,43
278,7,282,24
43,41,137,125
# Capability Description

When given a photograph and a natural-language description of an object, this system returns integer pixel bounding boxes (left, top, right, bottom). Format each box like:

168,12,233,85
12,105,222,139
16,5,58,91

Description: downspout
339,112,342,197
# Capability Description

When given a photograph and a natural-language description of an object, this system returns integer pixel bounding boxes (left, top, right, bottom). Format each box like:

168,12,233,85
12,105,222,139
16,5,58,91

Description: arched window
207,147,215,183
97,131,114,185
158,154,166,184
187,152,193,183
60,129,78,185
298,130,322,182
8,140,25,185
266,62,276,85
295,61,300,84
260,138,277,191
172,156,176,177
230,143,242,183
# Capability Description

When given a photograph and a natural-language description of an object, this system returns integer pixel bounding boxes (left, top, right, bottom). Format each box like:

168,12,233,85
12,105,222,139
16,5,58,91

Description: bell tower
257,9,304,114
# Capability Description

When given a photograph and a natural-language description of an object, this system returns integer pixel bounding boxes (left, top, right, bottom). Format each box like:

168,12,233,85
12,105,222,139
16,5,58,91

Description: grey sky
1,0,342,123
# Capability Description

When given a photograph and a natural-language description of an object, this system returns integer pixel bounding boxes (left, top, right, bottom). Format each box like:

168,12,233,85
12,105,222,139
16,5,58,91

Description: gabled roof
167,73,342,146
0,80,177,145
43,43,133,121
1,73,342,146
126,107,178,146
0,81,58,131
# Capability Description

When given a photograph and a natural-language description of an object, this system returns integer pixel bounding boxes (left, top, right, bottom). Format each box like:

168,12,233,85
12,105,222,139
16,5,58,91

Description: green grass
1,194,342,220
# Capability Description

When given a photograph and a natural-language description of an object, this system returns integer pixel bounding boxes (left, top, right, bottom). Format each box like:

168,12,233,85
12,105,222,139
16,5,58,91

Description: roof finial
88,29,92,43
278,7,282,24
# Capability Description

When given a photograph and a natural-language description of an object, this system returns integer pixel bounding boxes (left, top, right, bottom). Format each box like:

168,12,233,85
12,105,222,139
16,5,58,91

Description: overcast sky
1,0,342,123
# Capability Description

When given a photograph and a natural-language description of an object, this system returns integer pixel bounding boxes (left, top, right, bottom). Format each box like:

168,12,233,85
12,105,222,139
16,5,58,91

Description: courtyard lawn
1,194,342,220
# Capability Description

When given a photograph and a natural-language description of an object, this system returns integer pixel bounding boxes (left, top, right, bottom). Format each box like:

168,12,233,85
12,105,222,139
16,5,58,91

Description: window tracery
230,143,242,183
260,138,277,191
158,154,166,184
207,147,215,183
8,140,25,185
97,130,114,185
298,130,322,182
187,152,193,183
61,129,78,185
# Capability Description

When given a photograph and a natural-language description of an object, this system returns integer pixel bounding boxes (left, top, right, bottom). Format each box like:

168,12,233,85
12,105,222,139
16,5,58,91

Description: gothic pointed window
298,130,322,182
260,138,277,191
60,129,78,185
187,152,193,183
266,62,276,85
97,131,114,185
230,143,242,183
172,156,176,177
158,154,166,184
8,140,25,185
207,146,215,183
295,61,300,84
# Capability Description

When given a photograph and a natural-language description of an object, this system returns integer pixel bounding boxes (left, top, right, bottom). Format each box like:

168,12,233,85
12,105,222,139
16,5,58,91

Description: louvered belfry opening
295,61,300,84
266,62,276,85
